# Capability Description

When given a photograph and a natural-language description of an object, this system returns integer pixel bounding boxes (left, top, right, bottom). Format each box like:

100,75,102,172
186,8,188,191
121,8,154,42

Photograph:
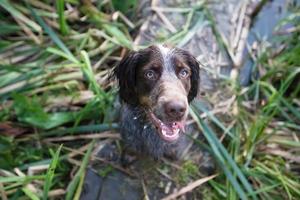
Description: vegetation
0,0,299,199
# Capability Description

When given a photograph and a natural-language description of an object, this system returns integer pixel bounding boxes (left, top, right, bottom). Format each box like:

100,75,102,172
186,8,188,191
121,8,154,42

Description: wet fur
120,104,188,159
114,45,200,159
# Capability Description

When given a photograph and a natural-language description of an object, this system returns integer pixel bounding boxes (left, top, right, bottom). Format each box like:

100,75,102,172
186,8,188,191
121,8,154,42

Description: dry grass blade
0,183,8,200
154,9,177,33
141,177,150,200
162,174,218,200
264,148,300,163
48,189,65,198
59,143,135,177
43,132,120,142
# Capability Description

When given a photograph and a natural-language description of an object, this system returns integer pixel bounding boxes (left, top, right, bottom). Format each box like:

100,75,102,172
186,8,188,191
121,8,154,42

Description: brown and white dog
114,44,200,159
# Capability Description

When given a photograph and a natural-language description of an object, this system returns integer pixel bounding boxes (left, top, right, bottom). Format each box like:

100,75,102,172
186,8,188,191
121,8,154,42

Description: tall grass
0,1,129,199
191,6,300,199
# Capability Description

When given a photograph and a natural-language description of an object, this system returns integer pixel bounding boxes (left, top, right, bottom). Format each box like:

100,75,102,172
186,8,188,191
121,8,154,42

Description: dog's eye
178,68,189,78
144,70,156,80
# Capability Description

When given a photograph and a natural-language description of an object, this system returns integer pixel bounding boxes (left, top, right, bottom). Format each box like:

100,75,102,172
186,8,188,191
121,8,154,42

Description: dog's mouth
149,112,185,142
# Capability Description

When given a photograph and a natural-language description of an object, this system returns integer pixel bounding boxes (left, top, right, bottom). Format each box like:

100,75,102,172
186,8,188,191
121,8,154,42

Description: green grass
43,144,62,200
0,0,299,199
65,141,94,200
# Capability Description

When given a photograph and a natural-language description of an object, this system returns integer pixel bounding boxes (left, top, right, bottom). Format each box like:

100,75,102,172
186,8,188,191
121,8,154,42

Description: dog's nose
164,101,186,119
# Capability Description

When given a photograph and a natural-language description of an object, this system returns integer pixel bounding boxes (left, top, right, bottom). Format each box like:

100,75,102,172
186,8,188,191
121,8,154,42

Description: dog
114,44,200,160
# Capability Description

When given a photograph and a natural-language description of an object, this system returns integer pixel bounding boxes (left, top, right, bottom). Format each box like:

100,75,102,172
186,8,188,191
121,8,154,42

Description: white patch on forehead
157,44,172,61
158,44,170,56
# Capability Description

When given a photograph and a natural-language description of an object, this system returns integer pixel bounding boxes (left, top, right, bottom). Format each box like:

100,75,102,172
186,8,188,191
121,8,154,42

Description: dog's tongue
169,122,185,133
159,121,185,141
149,113,185,142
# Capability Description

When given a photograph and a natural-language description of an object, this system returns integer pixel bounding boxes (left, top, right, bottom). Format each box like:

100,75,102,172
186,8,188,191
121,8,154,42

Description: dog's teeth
143,125,147,129
133,116,137,120
162,129,166,136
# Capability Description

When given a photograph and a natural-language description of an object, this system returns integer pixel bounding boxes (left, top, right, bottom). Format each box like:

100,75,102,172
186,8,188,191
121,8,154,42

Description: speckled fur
120,104,187,160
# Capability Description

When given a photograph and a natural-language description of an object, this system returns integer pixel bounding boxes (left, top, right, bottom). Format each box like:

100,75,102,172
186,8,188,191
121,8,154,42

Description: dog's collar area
148,112,185,142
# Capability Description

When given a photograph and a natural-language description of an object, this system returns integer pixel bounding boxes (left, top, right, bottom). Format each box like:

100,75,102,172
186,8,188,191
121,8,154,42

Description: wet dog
114,44,200,160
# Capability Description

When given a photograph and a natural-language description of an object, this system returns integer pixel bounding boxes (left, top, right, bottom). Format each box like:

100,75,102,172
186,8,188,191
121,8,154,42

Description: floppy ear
187,54,200,102
114,51,139,105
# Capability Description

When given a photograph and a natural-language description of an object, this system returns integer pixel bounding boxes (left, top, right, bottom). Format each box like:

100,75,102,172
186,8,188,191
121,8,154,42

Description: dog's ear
187,54,200,102
114,51,139,105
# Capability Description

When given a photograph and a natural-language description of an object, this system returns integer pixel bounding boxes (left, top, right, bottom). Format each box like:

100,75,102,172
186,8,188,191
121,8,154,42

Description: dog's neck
119,103,185,159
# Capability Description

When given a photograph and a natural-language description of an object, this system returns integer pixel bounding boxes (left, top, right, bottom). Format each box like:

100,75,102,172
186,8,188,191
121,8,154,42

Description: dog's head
114,44,200,142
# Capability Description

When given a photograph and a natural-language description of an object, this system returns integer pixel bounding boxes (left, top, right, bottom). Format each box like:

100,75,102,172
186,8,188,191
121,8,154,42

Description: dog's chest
119,104,186,159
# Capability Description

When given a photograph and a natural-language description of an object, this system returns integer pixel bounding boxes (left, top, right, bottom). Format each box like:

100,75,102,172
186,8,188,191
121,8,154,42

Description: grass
43,144,62,200
0,0,299,199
